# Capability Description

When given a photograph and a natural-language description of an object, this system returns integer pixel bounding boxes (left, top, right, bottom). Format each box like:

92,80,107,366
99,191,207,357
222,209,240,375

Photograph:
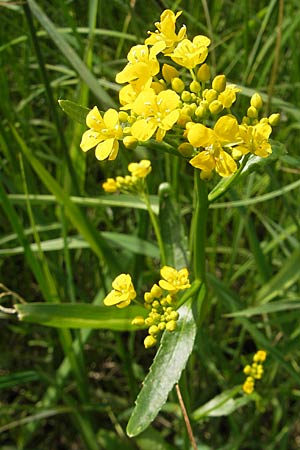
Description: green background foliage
1,0,300,449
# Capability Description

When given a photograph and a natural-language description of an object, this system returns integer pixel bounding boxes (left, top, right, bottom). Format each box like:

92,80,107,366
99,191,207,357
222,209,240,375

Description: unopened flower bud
212,74,226,93
197,63,210,82
171,77,185,93
166,320,177,332
118,111,129,122
181,91,191,102
250,93,263,110
178,143,194,157
144,335,157,348
190,80,201,93
247,106,258,119
162,63,179,83
131,316,145,326
148,325,159,336
123,136,138,149
195,105,207,119
209,100,223,114
268,113,280,126
205,89,218,103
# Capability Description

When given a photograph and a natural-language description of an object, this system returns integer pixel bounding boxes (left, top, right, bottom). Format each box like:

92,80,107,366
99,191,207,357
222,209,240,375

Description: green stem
193,171,208,281
141,191,167,266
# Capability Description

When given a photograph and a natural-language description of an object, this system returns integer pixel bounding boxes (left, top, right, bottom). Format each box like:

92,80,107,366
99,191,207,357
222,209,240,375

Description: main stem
193,171,208,282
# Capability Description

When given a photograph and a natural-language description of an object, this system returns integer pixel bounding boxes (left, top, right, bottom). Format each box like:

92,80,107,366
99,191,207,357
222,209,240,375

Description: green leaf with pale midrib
15,303,147,330
58,99,90,125
126,299,198,437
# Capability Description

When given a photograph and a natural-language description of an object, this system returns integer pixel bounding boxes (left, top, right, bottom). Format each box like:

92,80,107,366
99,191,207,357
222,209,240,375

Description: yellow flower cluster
102,160,152,193
103,266,190,348
132,266,191,348
80,9,279,179
242,350,267,395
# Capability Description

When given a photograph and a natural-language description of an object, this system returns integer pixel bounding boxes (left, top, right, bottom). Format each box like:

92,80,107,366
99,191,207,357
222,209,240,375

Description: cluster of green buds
132,266,191,348
242,350,267,395
102,159,151,194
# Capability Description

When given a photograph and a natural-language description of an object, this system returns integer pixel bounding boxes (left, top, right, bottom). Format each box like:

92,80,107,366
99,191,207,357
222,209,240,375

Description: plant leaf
126,297,199,437
58,100,90,125
15,303,147,330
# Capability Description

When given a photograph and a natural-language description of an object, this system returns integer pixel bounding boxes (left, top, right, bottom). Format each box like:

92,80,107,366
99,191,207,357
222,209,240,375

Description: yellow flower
159,266,190,294
128,160,152,178
169,35,211,69
218,85,240,109
235,122,272,158
103,274,136,309
80,107,123,160
115,42,165,92
145,9,186,54
102,178,118,193
253,350,267,363
188,115,240,177
131,89,180,142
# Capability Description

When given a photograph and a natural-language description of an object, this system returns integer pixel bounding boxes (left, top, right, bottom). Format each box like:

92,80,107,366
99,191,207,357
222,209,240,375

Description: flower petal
95,138,115,160
80,129,102,152
131,119,157,141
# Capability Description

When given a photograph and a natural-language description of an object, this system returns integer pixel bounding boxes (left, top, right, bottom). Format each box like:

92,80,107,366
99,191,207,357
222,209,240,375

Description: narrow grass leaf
27,0,115,107
225,301,300,318
12,126,121,274
0,371,40,390
15,303,147,330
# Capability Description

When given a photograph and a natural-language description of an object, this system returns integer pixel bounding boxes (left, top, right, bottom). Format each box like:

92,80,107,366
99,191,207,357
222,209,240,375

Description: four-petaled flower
188,115,240,177
235,122,272,158
103,274,136,309
128,160,152,178
116,42,165,92
159,266,191,295
131,89,180,142
145,9,186,54
169,35,211,69
80,107,123,160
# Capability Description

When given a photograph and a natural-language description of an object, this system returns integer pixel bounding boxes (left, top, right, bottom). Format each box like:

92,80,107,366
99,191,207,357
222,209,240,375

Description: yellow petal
80,129,102,152
131,119,157,141
108,140,119,161
187,124,212,148
215,149,237,177
214,116,239,144
189,151,215,172
86,106,104,129
104,109,119,128
95,138,114,160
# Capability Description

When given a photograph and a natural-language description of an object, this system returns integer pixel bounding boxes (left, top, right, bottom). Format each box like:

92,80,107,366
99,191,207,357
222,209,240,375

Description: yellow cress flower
103,274,136,309
145,9,186,54
236,122,272,158
169,35,211,69
131,88,180,142
80,107,123,160
188,115,240,177
159,266,190,294
128,160,152,178
115,42,165,91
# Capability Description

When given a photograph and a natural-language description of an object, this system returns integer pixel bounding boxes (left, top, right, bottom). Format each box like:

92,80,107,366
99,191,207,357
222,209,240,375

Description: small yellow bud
123,136,138,150
144,335,157,349
247,106,258,119
196,63,210,82
148,325,159,336
150,284,163,298
144,292,153,303
145,317,154,326
166,320,177,332
212,74,226,93
190,80,201,93
177,113,191,127
131,316,145,326
195,105,207,119
158,322,166,331
102,178,118,193
171,77,185,93
209,100,223,114
169,310,179,321
118,111,129,122
268,113,280,126
253,350,267,363
200,170,212,181
181,91,191,102
152,300,160,309
243,365,252,375
205,89,218,103
178,143,194,157
162,63,179,83
250,93,263,110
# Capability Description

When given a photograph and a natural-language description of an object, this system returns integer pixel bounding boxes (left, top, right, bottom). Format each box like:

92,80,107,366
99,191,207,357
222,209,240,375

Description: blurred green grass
1,0,300,449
